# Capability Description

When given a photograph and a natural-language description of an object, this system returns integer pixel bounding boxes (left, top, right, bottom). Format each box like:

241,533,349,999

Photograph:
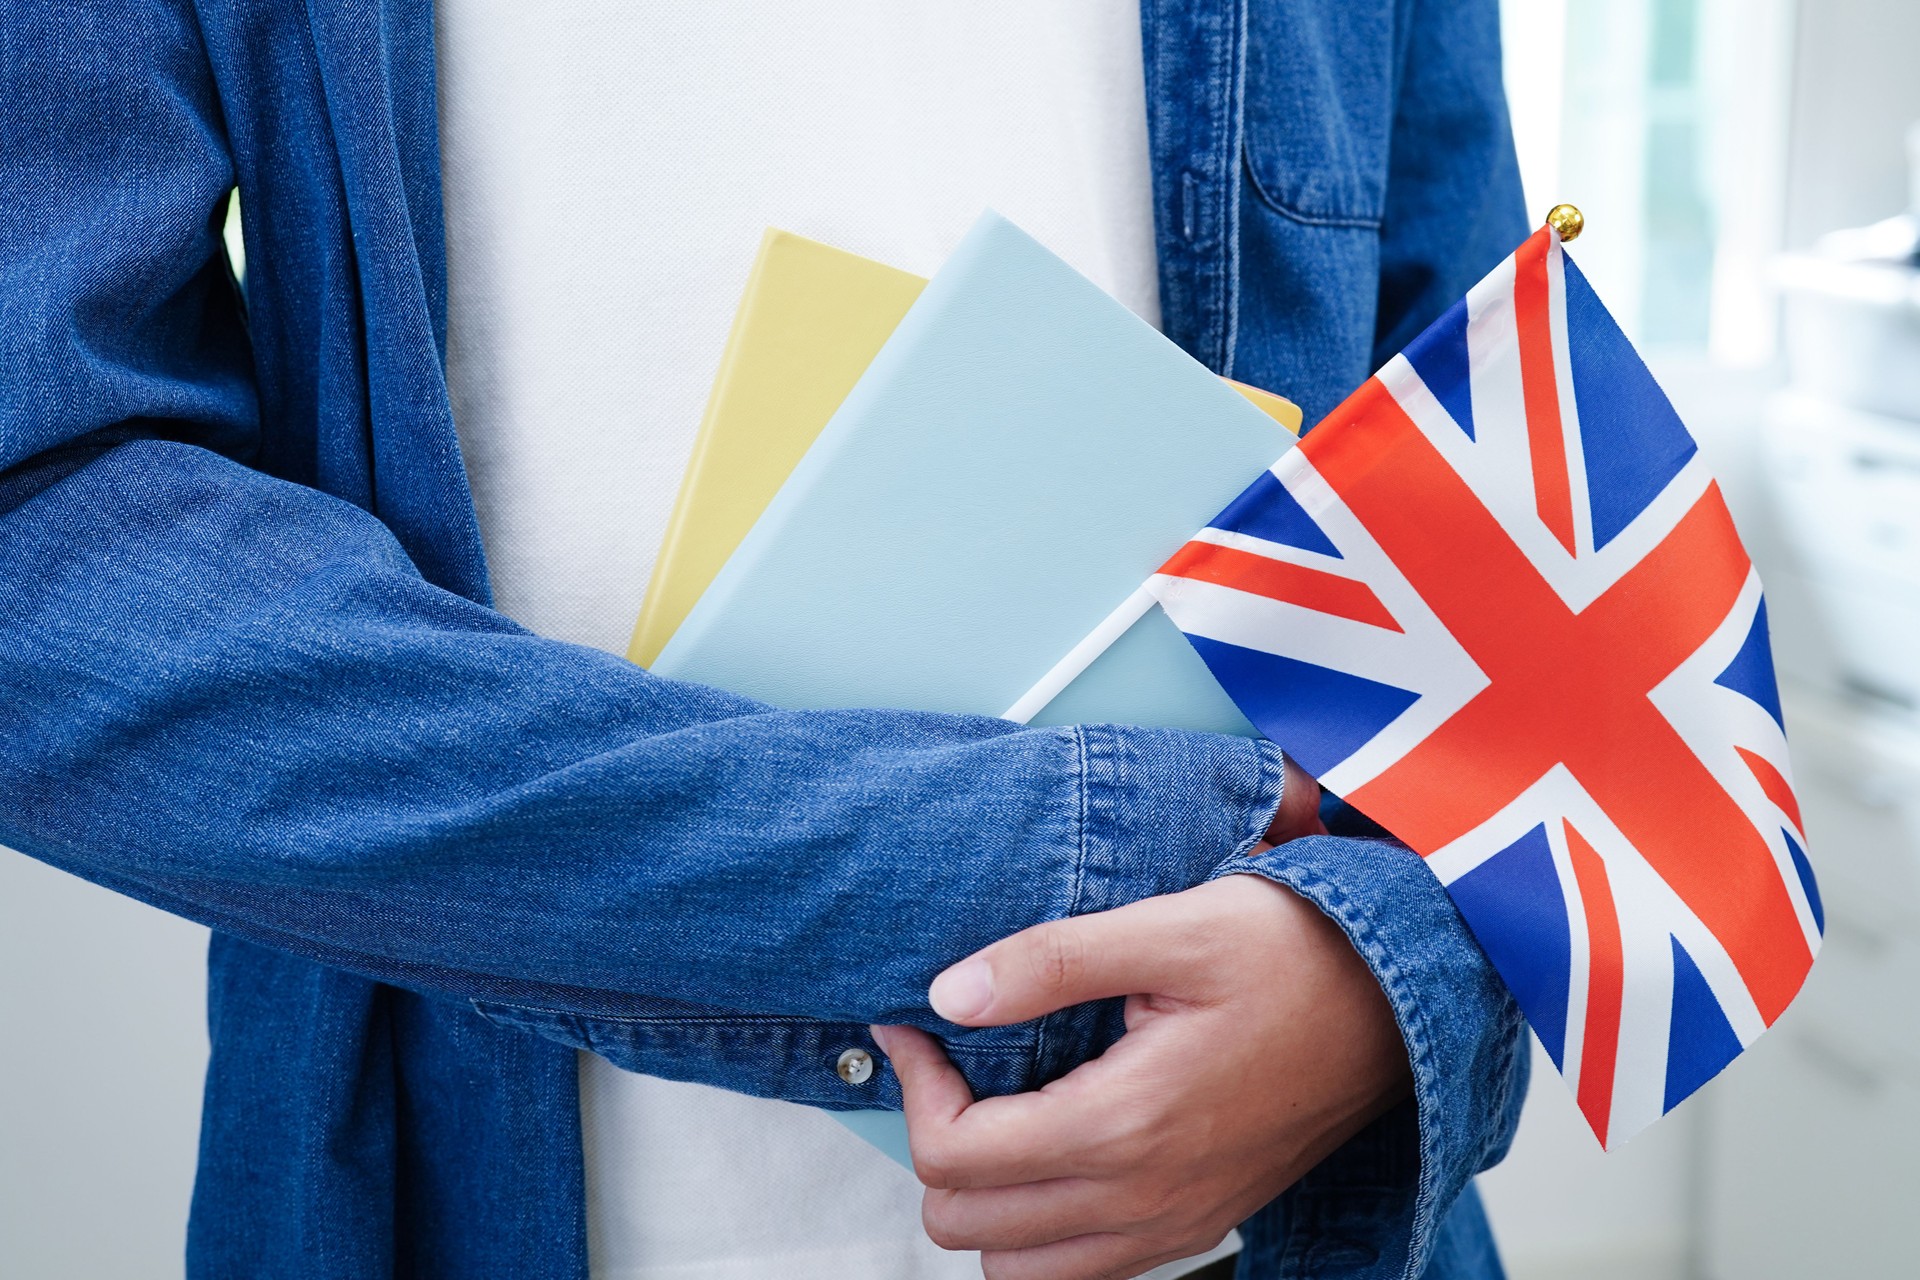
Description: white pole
1001,583,1158,724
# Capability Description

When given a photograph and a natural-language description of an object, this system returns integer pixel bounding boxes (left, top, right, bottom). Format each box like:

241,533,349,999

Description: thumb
928,895,1194,1027
870,1024,973,1136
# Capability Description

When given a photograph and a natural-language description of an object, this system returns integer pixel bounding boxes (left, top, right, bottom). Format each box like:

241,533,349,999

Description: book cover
632,235,1300,672
653,213,1295,733
628,230,927,667
650,211,1298,1165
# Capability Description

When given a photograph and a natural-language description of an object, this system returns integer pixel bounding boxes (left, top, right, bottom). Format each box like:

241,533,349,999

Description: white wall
1480,1044,1699,1280
1781,0,1920,245
0,848,208,1279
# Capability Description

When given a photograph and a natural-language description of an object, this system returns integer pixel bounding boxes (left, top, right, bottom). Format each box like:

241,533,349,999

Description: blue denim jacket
0,1,1528,1276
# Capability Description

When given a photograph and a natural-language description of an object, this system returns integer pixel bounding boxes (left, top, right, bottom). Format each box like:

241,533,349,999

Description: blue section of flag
1448,824,1573,1069
1403,297,1476,440
1664,935,1745,1113
1714,598,1786,732
1156,228,1816,1147
1561,255,1698,549
1208,470,1342,558
1183,635,1418,778
1785,829,1823,934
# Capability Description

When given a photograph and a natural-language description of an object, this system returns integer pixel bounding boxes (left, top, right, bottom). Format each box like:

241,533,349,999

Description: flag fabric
1148,226,1821,1148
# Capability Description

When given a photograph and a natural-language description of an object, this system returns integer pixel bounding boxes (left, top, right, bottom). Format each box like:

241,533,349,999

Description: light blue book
652,212,1293,1162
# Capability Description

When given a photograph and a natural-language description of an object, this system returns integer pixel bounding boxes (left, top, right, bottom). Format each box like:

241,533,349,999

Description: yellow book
628,231,1302,666
1223,377,1305,433
628,231,927,666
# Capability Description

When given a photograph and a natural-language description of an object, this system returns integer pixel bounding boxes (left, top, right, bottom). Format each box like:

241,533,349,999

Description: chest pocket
1243,0,1398,228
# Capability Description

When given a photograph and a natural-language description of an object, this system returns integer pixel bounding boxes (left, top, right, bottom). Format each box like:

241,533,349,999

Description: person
0,1,1528,1277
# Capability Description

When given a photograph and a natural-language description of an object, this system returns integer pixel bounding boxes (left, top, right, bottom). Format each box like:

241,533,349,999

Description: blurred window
1502,0,1797,361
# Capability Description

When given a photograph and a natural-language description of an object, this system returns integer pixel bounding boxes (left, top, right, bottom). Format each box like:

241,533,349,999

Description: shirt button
836,1047,875,1085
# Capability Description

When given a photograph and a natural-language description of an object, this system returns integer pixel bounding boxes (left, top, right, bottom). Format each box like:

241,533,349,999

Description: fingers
889,1020,1187,1190
928,895,1212,1028
921,1175,1166,1253
929,758,1325,1033
922,1179,1098,1252
900,1083,1119,1188
873,1023,973,1139
880,1022,1103,1192
980,1230,1209,1280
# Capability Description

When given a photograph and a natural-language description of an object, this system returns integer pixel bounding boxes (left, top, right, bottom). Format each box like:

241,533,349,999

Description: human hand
873,771,1406,1279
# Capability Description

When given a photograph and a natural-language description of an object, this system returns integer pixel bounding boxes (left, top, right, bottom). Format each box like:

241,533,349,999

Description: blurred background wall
5,0,1920,1274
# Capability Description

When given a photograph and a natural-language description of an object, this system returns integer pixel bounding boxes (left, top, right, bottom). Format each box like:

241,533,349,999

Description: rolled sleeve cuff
1021,727,1287,1087
1074,726,1290,917
1213,833,1530,1279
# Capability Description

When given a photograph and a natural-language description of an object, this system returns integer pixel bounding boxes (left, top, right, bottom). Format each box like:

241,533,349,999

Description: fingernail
868,1024,892,1054
929,960,993,1022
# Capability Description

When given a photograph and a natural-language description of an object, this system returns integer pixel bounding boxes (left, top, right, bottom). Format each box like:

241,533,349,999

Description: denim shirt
0,2,1528,1277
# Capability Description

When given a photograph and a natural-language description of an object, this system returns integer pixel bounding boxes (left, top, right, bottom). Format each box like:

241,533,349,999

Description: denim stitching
1242,151,1386,230
1030,723,1094,1089
1475,999,1528,1170
1220,0,1249,378
472,1000,1032,1056
1209,0,1239,373
1236,739,1291,858
1213,854,1449,1280
472,999,808,1028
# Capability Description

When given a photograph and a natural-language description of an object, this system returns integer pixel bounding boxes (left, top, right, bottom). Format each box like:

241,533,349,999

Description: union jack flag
1150,227,1822,1147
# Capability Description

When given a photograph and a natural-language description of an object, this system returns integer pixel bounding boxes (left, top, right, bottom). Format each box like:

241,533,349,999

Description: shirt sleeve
0,0,1285,1096
1232,0,1535,1273
1217,830,1529,1280
0,435,1286,1060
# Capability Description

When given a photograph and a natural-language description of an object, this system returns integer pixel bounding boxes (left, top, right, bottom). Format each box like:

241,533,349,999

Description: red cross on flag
1149,225,1821,1148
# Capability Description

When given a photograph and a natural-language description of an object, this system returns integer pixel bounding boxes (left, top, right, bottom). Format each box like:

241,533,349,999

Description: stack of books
615,206,1828,1168
623,212,1305,1162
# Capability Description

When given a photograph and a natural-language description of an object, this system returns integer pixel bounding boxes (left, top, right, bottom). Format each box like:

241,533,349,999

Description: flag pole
1001,585,1158,723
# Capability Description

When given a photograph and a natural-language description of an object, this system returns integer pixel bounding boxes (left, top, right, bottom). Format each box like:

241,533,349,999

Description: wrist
1261,750,1329,846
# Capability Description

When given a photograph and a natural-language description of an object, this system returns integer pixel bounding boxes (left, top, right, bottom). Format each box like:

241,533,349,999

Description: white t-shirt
435,4,1228,1277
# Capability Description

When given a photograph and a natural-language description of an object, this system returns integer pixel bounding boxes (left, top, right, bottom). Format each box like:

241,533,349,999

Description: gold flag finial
1545,203,1585,243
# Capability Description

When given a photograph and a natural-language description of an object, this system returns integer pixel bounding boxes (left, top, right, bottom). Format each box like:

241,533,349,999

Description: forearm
1221,831,1529,1279
0,435,1284,1033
